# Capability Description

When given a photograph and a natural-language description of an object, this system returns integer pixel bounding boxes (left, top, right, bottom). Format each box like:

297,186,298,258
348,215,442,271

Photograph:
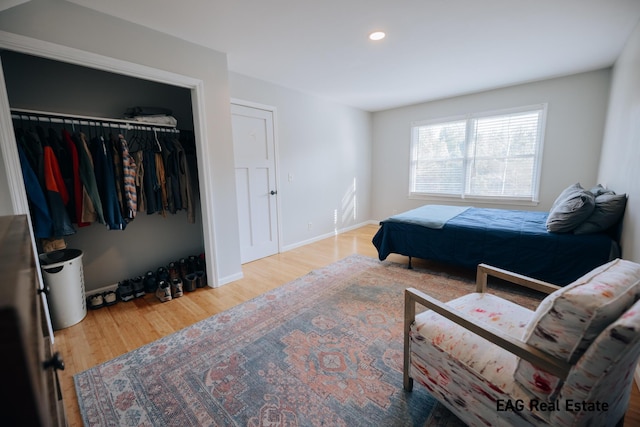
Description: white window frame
409,104,547,206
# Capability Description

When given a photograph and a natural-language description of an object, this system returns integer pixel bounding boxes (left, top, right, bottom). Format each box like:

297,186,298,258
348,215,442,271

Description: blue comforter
372,206,617,285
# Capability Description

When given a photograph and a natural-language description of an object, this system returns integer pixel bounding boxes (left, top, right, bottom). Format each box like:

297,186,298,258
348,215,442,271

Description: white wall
371,69,612,221
228,73,373,248
598,21,640,262
0,0,243,285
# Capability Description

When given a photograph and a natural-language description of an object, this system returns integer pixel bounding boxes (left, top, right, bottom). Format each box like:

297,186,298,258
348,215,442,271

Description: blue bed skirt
372,207,618,285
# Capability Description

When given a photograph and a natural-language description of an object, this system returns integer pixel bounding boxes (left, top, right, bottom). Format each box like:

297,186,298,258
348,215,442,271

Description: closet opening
0,49,212,294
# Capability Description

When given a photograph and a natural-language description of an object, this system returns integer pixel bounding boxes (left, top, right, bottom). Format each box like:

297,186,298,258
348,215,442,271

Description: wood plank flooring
53,224,640,426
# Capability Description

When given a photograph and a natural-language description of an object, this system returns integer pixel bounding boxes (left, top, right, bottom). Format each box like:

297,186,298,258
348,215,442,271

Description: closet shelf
10,107,179,132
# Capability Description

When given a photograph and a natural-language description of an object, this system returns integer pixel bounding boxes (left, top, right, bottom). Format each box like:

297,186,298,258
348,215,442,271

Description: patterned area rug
75,254,540,426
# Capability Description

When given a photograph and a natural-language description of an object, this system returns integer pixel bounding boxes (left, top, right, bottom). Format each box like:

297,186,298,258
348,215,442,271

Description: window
409,104,546,203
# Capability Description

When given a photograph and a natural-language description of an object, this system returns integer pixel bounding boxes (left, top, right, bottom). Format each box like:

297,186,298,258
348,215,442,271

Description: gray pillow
546,183,595,233
574,193,627,234
589,184,615,197
550,183,583,211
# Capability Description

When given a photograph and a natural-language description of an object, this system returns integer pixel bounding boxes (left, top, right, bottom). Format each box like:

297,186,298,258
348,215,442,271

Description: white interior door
232,103,279,263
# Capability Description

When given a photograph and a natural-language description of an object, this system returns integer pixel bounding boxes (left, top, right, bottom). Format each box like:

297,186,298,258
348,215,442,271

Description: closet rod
10,107,179,131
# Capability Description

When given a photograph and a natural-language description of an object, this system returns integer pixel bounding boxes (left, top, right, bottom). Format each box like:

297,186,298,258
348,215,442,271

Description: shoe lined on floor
88,293,104,309
117,280,135,302
155,280,172,302
171,277,184,298
144,271,157,293
103,290,118,306
195,270,207,288
193,254,205,273
184,273,197,292
168,262,180,281
156,266,170,283
131,276,145,298
179,258,191,279
188,255,199,274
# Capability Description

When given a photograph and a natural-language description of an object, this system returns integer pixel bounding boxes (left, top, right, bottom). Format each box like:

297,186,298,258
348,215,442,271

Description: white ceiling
58,1,640,111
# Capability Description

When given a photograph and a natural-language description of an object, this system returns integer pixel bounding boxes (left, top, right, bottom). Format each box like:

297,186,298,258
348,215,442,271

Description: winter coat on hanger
91,135,126,230
18,144,53,238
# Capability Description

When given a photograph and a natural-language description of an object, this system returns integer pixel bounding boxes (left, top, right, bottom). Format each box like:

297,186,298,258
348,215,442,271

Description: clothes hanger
128,125,142,152
143,127,153,152
153,128,162,152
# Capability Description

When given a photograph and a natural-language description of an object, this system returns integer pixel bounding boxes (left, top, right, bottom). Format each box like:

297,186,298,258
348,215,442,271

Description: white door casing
231,102,279,263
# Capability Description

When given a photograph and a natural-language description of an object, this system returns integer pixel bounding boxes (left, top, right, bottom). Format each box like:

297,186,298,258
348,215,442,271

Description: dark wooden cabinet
0,215,66,426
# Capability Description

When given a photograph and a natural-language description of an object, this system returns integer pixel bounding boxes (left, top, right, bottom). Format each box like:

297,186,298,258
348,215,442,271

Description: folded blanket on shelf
131,115,178,127
124,106,173,117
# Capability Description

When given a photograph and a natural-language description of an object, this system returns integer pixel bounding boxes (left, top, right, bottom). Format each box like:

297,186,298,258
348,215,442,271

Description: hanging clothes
47,127,79,225
155,151,168,217
42,130,75,237
72,131,104,225
14,124,73,238
132,149,145,214
20,128,45,190
13,111,198,230
142,148,160,215
109,133,125,216
91,135,126,230
116,134,137,221
17,144,53,238
160,136,178,213
61,129,87,227
174,138,195,224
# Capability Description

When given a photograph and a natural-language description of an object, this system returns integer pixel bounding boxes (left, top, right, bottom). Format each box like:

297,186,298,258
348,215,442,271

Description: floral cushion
413,293,534,376
552,299,640,426
514,258,640,400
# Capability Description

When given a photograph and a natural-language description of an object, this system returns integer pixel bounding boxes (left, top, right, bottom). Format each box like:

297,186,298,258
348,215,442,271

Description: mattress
372,206,618,285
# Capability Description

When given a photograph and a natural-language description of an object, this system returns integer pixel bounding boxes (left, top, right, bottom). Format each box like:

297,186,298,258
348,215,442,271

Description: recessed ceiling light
369,31,386,41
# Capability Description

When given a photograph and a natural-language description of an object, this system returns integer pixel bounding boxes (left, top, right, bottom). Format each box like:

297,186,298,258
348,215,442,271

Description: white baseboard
217,272,244,287
280,221,376,253
85,283,118,297
635,364,640,392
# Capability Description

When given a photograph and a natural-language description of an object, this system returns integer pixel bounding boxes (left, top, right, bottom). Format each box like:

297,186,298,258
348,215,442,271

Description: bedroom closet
1,50,207,292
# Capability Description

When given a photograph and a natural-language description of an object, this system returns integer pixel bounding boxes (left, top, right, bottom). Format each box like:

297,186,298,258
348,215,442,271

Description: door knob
270,190,277,195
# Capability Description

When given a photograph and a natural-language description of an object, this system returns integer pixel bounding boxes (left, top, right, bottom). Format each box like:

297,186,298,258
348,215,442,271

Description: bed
372,204,622,285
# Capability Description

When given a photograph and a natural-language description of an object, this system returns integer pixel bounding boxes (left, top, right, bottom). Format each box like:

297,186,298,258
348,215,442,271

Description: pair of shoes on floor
177,255,204,279
87,290,118,309
155,278,184,302
184,270,207,291
156,280,172,302
117,278,145,302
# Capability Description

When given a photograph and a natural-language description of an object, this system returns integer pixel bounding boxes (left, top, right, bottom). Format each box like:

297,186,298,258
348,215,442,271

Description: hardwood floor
53,224,640,426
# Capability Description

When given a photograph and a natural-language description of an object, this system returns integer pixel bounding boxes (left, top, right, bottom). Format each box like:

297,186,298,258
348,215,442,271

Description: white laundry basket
39,249,87,330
